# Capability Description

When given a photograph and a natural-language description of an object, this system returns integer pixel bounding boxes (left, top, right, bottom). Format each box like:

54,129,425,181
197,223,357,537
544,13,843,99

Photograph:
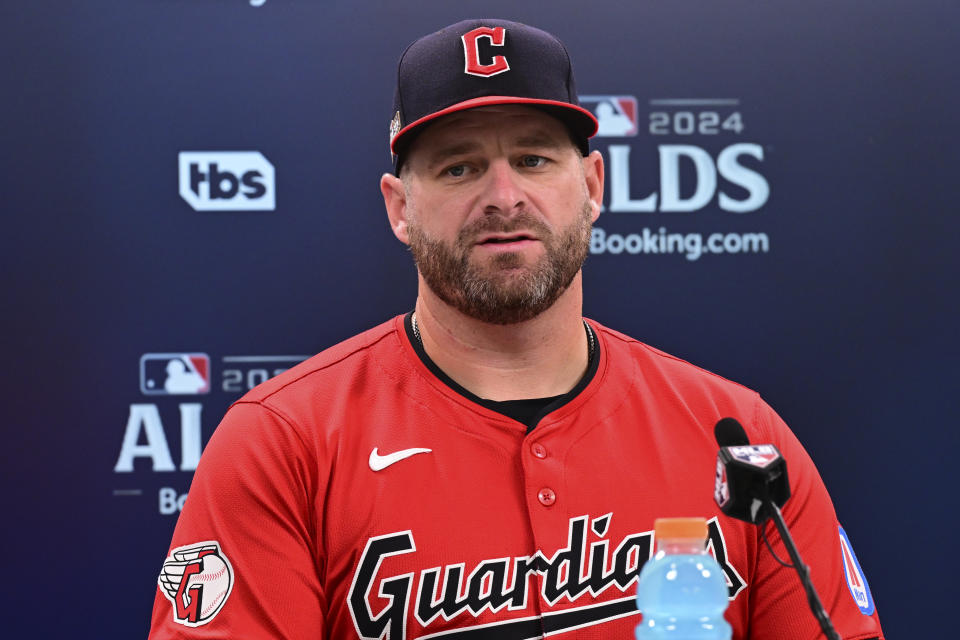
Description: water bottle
635,517,732,639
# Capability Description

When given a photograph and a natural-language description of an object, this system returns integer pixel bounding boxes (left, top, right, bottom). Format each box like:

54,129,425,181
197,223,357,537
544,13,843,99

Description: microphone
713,418,789,524
713,418,840,640
714,416,750,447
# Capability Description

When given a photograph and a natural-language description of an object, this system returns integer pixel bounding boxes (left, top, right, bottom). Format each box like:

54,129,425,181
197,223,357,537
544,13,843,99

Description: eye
444,164,468,178
520,155,548,168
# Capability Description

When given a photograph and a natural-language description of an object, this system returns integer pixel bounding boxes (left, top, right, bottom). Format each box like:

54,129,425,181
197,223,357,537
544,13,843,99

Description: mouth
476,232,538,247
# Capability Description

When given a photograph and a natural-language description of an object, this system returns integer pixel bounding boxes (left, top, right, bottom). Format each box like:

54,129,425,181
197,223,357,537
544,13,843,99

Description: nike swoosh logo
369,447,432,471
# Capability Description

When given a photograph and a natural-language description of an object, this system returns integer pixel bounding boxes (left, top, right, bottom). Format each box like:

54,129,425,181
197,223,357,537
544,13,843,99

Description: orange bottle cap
654,517,708,540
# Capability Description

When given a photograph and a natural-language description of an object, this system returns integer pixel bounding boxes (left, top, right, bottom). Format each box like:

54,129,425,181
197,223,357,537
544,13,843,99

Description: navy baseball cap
389,19,599,173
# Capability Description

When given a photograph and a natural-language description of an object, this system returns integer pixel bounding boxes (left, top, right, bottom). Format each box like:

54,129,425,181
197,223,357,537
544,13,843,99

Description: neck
413,273,590,401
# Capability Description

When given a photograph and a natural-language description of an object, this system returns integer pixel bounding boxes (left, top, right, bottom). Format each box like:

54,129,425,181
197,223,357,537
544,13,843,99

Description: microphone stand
767,502,841,640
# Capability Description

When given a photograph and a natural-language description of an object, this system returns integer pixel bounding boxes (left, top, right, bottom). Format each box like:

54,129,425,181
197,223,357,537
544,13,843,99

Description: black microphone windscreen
715,417,750,447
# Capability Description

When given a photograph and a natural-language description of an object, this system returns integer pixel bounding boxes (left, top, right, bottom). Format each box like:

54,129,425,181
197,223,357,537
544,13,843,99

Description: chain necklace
411,312,596,360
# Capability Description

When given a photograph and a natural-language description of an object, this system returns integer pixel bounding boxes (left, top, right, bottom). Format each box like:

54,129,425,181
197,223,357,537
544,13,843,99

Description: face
384,106,603,325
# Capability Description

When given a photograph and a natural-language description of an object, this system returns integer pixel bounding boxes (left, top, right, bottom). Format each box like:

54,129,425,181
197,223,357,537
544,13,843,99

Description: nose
481,159,525,215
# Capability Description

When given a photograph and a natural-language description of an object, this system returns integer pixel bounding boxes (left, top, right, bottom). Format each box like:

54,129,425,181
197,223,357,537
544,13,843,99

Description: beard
407,200,593,325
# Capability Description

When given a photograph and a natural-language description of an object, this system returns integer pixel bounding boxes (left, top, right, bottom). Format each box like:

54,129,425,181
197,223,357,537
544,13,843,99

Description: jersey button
531,443,548,459
537,487,557,506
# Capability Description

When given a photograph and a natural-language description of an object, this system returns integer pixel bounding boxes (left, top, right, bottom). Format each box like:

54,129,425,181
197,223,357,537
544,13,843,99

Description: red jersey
149,316,884,639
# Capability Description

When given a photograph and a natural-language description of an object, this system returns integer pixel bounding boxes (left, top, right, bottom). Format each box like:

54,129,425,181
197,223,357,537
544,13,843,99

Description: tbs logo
141,353,211,395
178,151,275,211
579,95,638,137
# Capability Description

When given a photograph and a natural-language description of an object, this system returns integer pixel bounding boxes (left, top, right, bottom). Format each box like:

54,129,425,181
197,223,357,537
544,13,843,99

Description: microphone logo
714,458,730,508
714,442,790,524
727,444,781,468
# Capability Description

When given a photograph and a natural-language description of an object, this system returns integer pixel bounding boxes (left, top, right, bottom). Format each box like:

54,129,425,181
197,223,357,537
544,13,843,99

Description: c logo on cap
462,27,510,77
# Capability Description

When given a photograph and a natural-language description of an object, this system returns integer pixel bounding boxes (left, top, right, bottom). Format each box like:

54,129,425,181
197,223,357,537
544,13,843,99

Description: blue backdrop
3,1,957,637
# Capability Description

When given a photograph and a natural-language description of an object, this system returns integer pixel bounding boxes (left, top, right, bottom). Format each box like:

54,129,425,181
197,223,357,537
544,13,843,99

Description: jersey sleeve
148,400,327,639
746,399,884,640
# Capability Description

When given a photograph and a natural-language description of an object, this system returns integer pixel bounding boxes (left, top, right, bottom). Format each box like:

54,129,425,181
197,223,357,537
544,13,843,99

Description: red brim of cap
390,95,599,155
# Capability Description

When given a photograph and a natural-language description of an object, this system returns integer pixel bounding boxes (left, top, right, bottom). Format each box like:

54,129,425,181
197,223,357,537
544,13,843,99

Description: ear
582,150,605,222
380,173,410,245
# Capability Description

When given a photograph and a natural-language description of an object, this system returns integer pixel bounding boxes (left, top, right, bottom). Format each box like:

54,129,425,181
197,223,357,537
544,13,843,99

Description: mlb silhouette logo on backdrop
140,353,211,395
579,95,638,137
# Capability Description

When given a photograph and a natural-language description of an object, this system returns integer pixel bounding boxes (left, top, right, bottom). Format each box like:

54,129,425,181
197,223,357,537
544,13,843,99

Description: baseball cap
389,19,599,174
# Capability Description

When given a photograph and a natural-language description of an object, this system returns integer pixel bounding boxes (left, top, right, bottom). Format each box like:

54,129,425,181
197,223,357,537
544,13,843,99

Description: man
149,19,885,639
